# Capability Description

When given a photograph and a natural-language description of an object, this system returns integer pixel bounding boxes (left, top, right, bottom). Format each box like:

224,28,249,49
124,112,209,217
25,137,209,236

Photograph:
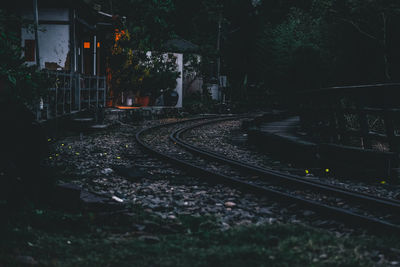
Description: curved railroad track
136,115,400,234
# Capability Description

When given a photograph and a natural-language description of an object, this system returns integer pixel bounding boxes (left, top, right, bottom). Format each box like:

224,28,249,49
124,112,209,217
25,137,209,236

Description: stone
168,215,177,220
224,201,236,207
101,168,113,175
132,224,146,231
236,220,252,226
80,190,124,211
112,196,124,203
258,207,273,215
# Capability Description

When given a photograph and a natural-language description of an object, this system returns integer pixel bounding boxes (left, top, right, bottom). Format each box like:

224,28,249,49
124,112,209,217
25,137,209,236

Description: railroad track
136,115,400,234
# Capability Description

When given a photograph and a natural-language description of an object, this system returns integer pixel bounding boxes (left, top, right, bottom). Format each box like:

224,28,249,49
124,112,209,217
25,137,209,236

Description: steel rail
136,116,400,234
171,119,400,213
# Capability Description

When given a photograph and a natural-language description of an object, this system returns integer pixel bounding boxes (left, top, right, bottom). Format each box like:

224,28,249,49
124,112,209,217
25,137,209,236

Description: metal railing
37,71,106,120
77,74,106,111
298,83,400,152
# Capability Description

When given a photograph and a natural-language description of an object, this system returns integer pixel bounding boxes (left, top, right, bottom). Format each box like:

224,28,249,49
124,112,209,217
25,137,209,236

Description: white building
18,0,116,117
163,38,204,105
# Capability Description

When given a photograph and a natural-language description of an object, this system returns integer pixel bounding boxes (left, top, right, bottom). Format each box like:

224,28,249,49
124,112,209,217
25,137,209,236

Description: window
25,40,35,62
84,42,91,49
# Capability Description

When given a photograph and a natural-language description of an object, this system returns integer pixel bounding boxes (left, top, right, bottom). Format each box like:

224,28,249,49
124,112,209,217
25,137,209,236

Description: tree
329,0,400,81
102,0,400,105
95,0,175,50
94,0,180,104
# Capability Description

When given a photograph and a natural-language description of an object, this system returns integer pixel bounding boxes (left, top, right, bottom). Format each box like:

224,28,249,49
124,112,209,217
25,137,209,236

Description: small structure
17,0,117,119
163,38,203,105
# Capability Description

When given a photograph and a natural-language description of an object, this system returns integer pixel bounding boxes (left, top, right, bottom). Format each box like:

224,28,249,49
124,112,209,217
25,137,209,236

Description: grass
2,201,400,267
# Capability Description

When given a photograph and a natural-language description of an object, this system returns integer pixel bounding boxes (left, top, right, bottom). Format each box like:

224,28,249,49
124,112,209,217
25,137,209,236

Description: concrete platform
105,106,183,122
248,116,318,165
259,117,309,140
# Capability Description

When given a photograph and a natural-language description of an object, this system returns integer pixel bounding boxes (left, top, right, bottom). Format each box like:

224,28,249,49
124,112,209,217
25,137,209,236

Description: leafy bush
183,91,214,114
0,16,50,105
108,29,180,105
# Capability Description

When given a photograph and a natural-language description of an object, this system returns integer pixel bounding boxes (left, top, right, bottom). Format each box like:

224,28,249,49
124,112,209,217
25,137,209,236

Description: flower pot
126,97,133,106
136,96,150,106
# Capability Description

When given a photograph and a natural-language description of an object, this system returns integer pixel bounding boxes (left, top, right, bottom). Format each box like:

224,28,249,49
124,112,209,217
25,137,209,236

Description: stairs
67,108,110,134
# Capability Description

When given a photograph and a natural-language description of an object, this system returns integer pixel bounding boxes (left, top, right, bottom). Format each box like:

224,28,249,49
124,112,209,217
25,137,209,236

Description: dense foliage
0,10,50,105
2,1,400,105
169,0,400,101
107,28,180,105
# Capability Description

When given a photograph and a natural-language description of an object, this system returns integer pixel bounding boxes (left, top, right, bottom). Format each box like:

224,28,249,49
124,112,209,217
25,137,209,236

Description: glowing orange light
116,106,140,110
97,42,100,48
84,42,91,48
114,29,126,42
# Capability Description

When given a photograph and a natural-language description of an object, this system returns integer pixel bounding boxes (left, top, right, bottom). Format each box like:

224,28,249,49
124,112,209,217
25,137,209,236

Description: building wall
21,8,70,70
183,54,203,97
174,53,183,108
184,76,203,95
21,8,69,21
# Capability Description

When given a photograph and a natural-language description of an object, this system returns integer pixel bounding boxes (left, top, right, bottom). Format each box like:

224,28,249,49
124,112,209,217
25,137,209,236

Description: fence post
356,101,371,149
55,81,58,116
103,78,107,107
78,73,81,111
96,76,99,108
328,98,338,143
69,73,72,113
335,97,347,144
383,110,397,152
62,74,66,114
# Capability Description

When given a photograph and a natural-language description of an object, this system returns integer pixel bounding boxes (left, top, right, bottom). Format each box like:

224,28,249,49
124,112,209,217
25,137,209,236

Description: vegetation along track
136,115,400,234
